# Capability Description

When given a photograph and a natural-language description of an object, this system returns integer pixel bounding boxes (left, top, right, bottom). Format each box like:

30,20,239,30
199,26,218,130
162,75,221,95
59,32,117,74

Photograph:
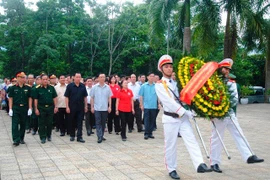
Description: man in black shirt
64,73,88,143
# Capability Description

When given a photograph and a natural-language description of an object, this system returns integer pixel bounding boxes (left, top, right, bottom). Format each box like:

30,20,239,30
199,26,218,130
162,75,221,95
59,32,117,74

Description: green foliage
240,86,253,97
0,0,268,91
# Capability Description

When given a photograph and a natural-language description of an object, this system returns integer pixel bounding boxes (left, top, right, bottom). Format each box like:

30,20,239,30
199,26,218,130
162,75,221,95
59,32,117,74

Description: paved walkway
0,104,269,180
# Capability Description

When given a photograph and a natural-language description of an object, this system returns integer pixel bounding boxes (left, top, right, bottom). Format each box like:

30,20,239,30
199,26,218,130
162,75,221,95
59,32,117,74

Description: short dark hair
147,72,154,76
41,74,48,79
59,74,65,78
74,72,81,76
85,77,92,82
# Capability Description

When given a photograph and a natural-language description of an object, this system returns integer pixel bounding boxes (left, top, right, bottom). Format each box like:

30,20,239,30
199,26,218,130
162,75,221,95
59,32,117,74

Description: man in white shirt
85,77,95,136
55,75,67,136
128,74,143,132
155,55,212,179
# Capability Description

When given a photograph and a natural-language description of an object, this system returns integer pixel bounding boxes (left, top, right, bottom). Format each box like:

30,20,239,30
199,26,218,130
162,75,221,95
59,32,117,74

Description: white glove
28,109,32,116
184,110,193,120
9,109,13,117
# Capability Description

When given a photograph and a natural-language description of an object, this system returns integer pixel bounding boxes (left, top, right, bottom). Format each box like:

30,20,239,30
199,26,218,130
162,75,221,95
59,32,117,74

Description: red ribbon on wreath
180,62,219,105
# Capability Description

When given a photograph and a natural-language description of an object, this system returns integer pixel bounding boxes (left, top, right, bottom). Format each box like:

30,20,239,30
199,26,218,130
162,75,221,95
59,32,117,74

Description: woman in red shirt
116,80,134,141
108,75,121,135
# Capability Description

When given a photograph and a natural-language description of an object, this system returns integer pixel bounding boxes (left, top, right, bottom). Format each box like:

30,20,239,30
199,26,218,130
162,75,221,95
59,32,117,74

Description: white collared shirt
86,86,92,104
55,83,67,108
155,77,186,123
128,82,141,100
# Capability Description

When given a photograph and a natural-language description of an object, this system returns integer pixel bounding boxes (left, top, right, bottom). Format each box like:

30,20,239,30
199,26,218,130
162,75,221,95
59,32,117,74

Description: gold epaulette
36,85,41,88
25,84,31,87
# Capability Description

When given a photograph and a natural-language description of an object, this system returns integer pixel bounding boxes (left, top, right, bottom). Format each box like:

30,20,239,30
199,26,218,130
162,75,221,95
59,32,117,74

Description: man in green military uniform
33,74,58,144
31,76,41,135
8,71,32,146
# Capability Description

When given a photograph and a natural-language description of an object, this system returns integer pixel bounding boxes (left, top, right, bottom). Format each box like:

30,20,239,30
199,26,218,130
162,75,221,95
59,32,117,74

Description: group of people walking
2,54,264,179
5,71,161,145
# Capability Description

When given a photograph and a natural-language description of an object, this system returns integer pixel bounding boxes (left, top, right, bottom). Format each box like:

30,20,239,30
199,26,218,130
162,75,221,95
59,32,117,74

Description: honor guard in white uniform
155,55,212,179
210,58,264,173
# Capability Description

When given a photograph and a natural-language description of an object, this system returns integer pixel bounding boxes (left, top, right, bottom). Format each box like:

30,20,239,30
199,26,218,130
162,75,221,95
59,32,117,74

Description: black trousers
85,104,95,132
108,98,121,133
68,108,84,139
58,108,67,134
130,100,142,131
119,111,131,138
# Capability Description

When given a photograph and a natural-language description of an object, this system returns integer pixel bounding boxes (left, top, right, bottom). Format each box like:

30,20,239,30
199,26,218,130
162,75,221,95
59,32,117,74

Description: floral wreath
178,57,230,118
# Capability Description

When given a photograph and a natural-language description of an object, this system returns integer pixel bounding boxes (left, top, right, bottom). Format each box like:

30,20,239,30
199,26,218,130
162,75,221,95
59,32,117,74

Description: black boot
197,163,212,173
211,164,222,173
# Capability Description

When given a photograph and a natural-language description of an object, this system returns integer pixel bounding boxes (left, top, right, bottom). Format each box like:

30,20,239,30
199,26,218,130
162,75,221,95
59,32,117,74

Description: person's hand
66,107,70,114
116,110,119,115
54,107,58,114
9,109,13,116
91,108,94,114
35,109,40,116
185,110,193,120
84,106,88,113
27,109,32,116
132,109,135,115
140,105,144,111
108,107,111,113
158,104,162,110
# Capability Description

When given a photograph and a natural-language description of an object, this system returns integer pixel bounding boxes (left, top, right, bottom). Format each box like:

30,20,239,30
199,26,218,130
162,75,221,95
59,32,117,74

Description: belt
40,104,52,107
164,111,179,118
14,104,26,107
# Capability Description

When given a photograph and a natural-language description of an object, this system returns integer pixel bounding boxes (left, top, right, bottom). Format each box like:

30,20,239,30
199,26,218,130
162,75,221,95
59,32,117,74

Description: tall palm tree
241,0,269,101
149,0,220,55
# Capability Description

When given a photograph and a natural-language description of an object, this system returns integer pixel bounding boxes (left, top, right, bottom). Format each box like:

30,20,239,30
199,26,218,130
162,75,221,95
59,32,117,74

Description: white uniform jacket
155,77,186,123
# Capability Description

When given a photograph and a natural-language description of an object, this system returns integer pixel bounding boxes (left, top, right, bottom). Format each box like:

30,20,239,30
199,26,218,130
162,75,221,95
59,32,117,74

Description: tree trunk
109,52,113,76
224,10,232,58
265,30,270,102
167,20,170,54
182,0,191,55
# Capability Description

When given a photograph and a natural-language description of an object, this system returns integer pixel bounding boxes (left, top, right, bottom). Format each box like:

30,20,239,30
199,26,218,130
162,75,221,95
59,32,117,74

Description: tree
149,0,220,56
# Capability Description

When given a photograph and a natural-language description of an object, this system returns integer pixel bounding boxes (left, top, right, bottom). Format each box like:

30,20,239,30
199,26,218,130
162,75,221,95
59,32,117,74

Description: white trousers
163,115,204,173
210,114,252,165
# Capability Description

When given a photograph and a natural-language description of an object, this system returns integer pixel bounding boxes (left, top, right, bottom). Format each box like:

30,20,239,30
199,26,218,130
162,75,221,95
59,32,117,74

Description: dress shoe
128,129,132,133
247,155,264,164
144,136,149,140
102,137,106,141
149,135,155,139
55,128,59,132
47,137,51,141
60,133,65,136
178,133,182,138
122,138,127,141
91,132,94,134
77,138,85,143
70,137,75,141
197,163,212,173
153,128,157,131
26,129,31,134
211,164,222,173
116,132,119,135
97,138,102,143
41,139,46,144
87,130,91,136
109,131,112,134
13,142,20,146
32,130,36,135
20,140,25,144
169,170,180,179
